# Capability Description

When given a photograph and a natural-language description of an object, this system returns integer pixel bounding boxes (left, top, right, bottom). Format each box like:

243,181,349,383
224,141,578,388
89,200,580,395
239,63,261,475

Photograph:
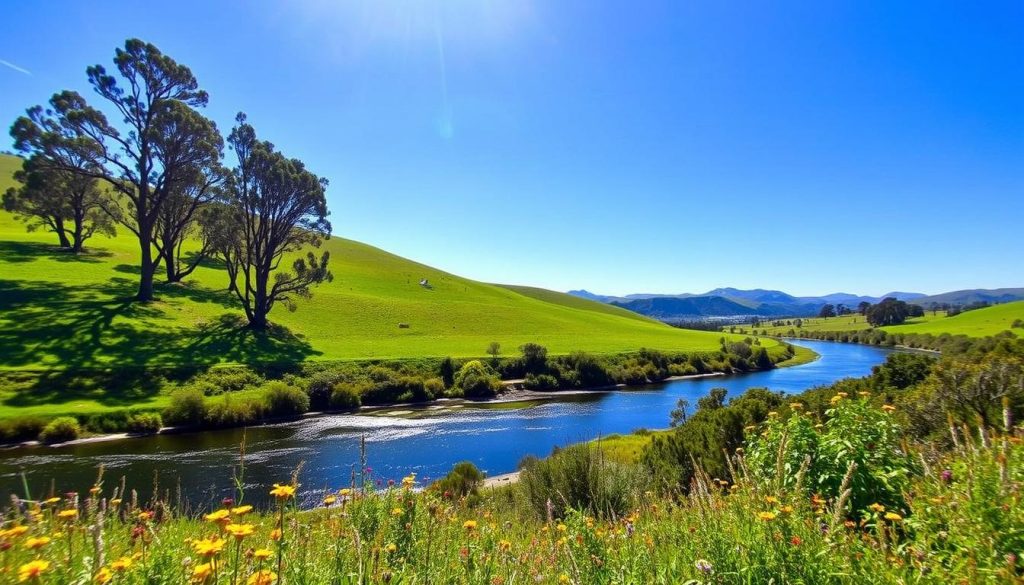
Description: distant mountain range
566,288,1023,321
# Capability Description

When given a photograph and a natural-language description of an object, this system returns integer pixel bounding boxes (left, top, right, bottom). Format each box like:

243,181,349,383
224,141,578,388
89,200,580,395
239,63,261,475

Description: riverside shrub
263,381,310,417
164,388,209,426
455,360,502,397
125,412,162,434
520,442,650,520
38,417,81,444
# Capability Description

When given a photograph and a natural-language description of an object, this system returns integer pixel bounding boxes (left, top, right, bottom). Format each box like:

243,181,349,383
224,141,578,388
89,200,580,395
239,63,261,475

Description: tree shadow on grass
0,278,320,408
0,241,113,263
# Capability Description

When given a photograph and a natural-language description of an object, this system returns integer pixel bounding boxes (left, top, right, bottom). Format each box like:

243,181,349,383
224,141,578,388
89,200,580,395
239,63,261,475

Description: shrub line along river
0,340,892,508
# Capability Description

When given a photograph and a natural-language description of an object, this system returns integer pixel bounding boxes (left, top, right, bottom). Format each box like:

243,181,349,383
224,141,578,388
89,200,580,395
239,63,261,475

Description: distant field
881,301,1024,338
727,304,1023,339
0,154,775,379
731,313,944,335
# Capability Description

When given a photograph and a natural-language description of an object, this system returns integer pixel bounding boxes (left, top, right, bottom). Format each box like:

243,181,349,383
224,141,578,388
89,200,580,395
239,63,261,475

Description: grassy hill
880,301,1024,337
731,303,1024,339
0,154,769,373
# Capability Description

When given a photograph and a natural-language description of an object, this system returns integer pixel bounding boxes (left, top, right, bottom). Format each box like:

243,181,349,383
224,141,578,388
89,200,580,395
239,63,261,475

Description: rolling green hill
0,154,770,372
880,301,1024,338
731,303,1023,339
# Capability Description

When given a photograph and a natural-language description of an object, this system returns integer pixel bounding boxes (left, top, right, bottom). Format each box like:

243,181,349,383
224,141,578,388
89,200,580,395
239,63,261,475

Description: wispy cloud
0,59,31,76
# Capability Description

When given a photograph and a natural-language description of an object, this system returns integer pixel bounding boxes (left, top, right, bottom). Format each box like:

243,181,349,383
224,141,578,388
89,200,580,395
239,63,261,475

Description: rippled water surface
0,340,891,506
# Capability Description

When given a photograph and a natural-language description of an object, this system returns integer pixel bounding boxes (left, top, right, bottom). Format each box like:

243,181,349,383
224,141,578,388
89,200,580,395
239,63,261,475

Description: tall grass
1,401,1020,583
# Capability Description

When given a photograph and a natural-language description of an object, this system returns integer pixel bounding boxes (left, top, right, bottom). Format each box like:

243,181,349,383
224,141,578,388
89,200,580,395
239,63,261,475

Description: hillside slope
881,301,1024,338
0,155,766,370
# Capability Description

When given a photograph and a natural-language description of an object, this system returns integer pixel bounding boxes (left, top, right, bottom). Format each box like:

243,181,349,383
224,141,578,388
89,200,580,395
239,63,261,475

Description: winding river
0,340,891,507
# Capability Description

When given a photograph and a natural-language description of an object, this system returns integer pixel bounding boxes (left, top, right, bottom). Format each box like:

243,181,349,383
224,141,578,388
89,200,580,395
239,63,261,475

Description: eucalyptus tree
153,164,227,283
216,114,332,330
10,39,222,301
3,155,114,252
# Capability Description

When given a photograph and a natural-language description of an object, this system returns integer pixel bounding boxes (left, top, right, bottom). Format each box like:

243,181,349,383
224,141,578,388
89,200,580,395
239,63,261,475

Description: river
0,340,891,507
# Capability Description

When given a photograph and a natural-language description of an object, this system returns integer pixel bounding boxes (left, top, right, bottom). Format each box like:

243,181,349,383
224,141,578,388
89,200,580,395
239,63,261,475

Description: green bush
0,417,48,444
304,370,345,410
431,461,485,503
519,443,649,520
424,377,445,399
125,412,163,435
746,393,915,513
79,411,132,433
524,373,559,390
362,375,429,404
39,417,81,444
455,360,502,398
164,388,209,426
263,381,310,417
205,395,268,428
330,381,366,410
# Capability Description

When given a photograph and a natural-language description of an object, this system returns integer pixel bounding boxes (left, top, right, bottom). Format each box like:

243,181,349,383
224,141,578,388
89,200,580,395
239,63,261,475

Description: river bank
0,340,890,504
1,370,744,450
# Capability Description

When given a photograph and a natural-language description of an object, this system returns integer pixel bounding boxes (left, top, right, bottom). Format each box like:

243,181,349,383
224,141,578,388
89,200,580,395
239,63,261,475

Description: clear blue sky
1,1,1021,297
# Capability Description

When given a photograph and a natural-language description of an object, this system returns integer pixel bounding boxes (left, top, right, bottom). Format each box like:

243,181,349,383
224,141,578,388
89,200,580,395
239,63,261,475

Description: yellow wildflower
323,495,337,506
780,505,794,514
401,474,417,489
253,548,273,560
869,503,885,513
43,497,61,506
231,505,253,516
269,528,282,542
191,562,213,582
5,525,29,538
758,511,777,521
338,488,352,496
884,512,903,522
385,542,397,553
18,560,50,582
391,507,404,517
764,496,778,504
247,570,277,585
109,499,122,507
57,509,78,520
226,523,255,540
111,557,133,572
269,483,296,500
193,537,226,557
94,567,113,584
790,403,804,410
204,509,230,523
882,404,897,413
556,523,567,533
24,536,50,550
498,539,512,552
558,574,571,584
463,519,478,530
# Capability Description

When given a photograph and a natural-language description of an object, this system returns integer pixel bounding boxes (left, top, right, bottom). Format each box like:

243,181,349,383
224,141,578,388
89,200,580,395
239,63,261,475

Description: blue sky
1,1,1021,297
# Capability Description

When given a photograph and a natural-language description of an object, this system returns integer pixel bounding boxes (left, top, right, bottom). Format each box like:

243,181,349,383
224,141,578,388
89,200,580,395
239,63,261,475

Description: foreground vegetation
2,358,1020,583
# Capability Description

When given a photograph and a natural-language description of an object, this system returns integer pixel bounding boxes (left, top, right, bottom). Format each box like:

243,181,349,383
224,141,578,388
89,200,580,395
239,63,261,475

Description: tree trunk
248,310,268,331
164,246,180,283
54,218,71,249
71,216,84,254
248,268,269,330
137,224,156,301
